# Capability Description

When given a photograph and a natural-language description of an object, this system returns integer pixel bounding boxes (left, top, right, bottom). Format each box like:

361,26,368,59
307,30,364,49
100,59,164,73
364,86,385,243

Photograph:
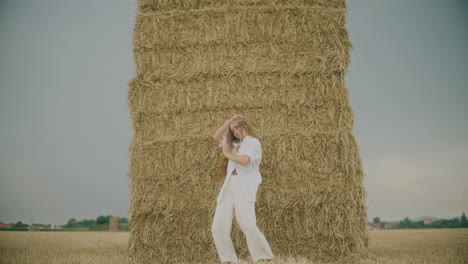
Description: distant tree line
0,221,53,231
0,215,129,231
373,213,468,229
65,215,129,231
400,213,467,229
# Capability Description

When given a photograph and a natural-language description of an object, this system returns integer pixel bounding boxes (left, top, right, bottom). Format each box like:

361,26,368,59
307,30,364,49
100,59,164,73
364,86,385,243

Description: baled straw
109,217,119,232
126,0,369,263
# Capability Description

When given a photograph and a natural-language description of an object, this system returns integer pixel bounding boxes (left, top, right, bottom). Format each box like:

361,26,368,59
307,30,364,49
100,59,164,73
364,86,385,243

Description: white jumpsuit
211,135,275,264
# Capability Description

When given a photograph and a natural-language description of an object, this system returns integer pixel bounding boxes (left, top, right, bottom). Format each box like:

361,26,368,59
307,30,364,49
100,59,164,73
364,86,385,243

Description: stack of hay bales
109,216,119,232
127,0,369,263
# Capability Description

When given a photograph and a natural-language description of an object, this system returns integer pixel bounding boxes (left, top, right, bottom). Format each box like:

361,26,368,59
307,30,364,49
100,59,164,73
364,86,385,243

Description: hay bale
127,0,369,263
109,217,119,232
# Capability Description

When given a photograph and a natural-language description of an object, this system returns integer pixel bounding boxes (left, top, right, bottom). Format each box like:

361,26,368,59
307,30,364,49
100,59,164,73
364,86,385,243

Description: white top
216,135,263,203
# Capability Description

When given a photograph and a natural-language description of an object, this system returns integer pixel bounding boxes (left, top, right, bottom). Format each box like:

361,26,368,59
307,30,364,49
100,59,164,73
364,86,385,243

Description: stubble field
0,229,467,263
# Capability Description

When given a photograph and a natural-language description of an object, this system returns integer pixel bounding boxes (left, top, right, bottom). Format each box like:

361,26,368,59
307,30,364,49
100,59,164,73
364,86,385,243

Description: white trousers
211,174,275,264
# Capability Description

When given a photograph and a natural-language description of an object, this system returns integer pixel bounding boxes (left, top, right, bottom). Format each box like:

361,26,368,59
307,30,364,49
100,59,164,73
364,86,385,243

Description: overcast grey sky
1,0,467,226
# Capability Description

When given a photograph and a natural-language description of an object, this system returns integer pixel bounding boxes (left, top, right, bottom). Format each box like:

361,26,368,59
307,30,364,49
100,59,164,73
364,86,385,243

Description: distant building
366,222,380,230
29,225,49,231
381,221,400,229
0,224,12,228
421,218,433,225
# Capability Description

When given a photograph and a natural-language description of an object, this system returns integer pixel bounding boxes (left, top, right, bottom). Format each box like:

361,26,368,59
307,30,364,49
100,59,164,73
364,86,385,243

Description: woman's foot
267,258,278,263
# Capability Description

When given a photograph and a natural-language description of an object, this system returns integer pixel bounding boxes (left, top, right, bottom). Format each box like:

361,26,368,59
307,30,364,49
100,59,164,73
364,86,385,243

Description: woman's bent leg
211,178,238,263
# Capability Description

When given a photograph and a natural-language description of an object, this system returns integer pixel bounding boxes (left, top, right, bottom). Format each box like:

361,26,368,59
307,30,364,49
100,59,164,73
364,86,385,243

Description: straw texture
126,0,369,263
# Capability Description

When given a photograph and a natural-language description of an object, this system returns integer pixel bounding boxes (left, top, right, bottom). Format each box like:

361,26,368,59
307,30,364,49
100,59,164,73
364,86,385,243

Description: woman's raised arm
212,121,230,144
212,114,246,144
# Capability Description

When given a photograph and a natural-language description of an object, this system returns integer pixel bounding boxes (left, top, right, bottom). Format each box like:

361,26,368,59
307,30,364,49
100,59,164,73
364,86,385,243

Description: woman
211,114,278,264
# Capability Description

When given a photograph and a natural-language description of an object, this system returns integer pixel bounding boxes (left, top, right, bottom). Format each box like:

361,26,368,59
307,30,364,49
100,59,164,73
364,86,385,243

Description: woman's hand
225,114,246,125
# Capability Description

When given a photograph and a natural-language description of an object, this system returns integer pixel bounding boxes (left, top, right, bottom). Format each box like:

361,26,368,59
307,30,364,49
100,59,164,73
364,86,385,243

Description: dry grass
363,229,468,264
0,229,467,263
0,231,131,264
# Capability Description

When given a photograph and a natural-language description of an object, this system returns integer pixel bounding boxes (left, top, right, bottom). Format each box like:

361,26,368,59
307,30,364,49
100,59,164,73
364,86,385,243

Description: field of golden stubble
0,229,467,264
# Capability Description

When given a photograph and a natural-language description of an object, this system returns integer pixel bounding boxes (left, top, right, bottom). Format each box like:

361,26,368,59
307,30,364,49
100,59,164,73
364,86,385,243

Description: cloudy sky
1,0,467,226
